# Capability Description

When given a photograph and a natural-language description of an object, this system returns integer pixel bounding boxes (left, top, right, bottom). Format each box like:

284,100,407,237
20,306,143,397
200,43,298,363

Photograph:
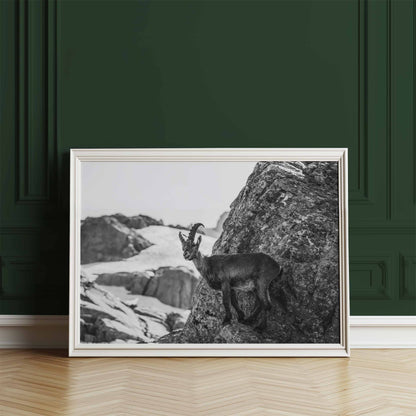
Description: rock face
94,266,198,309
166,312,187,331
80,272,150,343
113,213,163,229
80,272,188,343
81,216,152,264
95,271,151,294
175,161,340,344
143,267,198,309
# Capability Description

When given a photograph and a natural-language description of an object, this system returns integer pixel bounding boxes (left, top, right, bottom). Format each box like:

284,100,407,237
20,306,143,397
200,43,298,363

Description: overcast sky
81,161,257,227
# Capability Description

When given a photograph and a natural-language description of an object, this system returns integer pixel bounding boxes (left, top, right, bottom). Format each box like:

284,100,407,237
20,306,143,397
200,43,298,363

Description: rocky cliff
80,272,187,343
95,266,198,309
81,216,152,264
144,267,198,309
168,161,340,344
95,271,151,295
81,271,151,343
113,213,163,229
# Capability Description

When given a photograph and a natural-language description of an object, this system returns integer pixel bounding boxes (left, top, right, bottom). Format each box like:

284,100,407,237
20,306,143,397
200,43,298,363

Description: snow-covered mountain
82,225,215,278
80,219,217,343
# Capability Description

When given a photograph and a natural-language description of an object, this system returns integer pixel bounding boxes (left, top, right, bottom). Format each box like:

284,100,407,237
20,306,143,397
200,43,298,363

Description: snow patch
82,225,216,279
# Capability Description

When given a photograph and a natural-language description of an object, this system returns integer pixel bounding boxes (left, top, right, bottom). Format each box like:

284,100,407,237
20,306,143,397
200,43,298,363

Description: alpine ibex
179,223,283,327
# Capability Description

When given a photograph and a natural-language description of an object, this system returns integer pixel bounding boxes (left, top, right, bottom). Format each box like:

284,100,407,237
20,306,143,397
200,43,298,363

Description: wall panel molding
0,256,40,299
385,0,392,220
16,0,57,204
390,0,415,221
349,224,416,234
350,255,393,301
350,0,369,202
349,0,415,316
414,0,416,205
399,254,416,300
0,226,43,235
350,0,394,219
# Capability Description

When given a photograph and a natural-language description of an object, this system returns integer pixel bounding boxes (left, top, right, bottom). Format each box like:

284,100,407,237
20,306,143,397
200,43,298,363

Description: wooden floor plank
0,349,415,415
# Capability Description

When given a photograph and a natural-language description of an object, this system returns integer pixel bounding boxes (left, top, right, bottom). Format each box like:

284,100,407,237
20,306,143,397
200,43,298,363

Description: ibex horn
178,232,186,244
187,223,204,243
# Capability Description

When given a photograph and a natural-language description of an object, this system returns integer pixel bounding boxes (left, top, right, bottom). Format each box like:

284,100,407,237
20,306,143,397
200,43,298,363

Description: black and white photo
69,148,349,356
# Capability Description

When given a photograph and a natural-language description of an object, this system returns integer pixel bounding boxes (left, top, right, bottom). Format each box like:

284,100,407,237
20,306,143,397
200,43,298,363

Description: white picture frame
69,148,349,357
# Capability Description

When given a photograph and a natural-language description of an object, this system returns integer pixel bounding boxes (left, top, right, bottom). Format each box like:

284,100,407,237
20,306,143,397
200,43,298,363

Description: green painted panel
0,0,415,315
59,1,358,149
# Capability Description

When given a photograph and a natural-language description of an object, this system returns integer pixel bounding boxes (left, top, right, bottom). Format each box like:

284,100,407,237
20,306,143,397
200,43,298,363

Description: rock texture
95,271,151,294
95,266,198,309
80,272,188,343
165,312,187,331
113,213,163,229
80,272,150,343
168,161,340,344
143,267,198,309
81,216,152,264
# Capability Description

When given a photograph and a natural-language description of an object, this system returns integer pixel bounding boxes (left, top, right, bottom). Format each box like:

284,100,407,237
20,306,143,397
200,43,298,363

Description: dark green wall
0,0,415,315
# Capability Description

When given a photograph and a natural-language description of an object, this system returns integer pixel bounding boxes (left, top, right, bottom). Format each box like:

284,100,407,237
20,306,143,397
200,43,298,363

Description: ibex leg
230,289,245,322
256,278,272,310
244,294,264,324
221,281,232,325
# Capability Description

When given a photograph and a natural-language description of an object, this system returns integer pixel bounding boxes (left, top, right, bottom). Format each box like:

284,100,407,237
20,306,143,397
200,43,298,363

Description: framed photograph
69,148,349,357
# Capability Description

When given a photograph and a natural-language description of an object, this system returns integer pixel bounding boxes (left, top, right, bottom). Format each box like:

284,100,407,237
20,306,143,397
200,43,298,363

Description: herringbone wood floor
0,350,415,416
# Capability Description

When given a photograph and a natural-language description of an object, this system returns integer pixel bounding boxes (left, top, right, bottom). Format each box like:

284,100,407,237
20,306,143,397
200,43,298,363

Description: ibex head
179,223,204,261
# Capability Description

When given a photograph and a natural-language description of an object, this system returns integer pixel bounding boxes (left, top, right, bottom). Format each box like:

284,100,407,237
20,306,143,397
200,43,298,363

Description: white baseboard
0,315,68,348
0,315,415,349
349,316,416,348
